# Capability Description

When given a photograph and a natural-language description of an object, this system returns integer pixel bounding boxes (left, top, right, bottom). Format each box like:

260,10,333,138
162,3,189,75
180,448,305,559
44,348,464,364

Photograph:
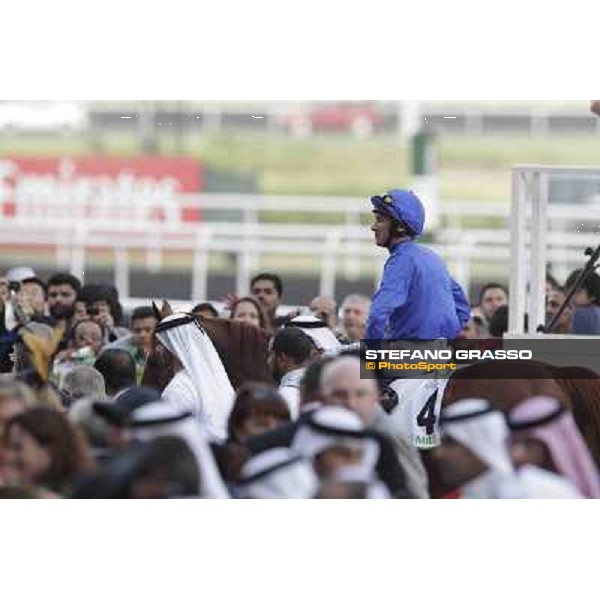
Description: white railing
509,165,600,335
0,191,598,301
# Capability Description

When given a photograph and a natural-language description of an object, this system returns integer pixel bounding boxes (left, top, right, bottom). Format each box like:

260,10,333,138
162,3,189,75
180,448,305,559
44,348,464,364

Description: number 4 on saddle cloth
383,376,447,449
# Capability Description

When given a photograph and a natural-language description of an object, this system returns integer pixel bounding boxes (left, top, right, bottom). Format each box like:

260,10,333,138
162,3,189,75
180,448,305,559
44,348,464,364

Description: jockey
366,188,470,341
365,189,470,450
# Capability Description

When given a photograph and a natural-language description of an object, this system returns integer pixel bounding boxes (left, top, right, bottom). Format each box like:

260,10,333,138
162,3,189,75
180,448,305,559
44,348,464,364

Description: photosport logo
360,338,599,380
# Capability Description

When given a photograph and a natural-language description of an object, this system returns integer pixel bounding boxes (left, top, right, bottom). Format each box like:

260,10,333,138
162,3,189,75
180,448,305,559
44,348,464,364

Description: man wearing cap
2,267,45,330
367,189,469,340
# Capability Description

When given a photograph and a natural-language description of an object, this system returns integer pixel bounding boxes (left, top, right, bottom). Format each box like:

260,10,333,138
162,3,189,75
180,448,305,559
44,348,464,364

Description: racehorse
441,360,569,413
141,300,273,392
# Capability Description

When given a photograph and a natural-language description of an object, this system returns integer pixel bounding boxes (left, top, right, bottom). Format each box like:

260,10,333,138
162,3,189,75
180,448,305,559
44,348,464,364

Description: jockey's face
371,211,395,248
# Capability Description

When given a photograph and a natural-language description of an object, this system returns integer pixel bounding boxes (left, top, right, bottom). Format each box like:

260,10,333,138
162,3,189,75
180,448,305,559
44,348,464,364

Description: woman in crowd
1,407,94,495
230,296,270,332
227,382,291,443
214,383,291,483
0,379,38,440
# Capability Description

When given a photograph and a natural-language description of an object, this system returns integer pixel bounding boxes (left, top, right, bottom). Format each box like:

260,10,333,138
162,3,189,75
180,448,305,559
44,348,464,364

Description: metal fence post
191,227,212,303
344,205,361,280
114,245,130,299
70,224,87,282
320,229,342,298
509,168,527,334
529,172,548,331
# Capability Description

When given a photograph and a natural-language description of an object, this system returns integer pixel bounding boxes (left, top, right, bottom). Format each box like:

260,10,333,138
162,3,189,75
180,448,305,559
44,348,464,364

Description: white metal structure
509,165,600,335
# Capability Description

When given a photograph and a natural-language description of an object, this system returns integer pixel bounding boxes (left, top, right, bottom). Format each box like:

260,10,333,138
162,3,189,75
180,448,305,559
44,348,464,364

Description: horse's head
152,300,174,321
144,299,272,391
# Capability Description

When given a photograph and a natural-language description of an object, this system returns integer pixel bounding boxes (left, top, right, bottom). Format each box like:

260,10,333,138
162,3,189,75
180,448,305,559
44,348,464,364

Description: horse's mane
201,316,272,389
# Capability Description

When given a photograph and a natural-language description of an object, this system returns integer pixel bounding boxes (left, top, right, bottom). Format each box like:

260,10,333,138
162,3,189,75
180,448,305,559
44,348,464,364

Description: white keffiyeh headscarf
440,399,583,499
287,316,342,355
236,447,319,499
128,402,230,499
292,406,380,482
440,398,513,476
156,313,234,441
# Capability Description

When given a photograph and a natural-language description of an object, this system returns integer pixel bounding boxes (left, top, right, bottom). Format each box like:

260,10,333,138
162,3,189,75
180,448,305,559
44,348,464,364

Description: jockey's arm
366,257,410,339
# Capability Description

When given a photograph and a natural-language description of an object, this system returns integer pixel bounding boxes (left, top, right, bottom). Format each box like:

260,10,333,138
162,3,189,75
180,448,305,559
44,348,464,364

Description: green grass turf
2,131,599,203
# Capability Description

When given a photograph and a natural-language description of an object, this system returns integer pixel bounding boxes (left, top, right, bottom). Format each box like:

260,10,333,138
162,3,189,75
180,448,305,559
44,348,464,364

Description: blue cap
370,189,425,235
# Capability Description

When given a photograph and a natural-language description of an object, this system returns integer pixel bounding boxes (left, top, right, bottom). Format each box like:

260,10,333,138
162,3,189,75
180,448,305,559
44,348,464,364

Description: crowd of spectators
0,264,598,499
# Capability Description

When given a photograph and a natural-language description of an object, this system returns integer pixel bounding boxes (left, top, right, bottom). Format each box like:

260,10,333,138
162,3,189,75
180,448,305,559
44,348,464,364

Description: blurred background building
0,100,598,310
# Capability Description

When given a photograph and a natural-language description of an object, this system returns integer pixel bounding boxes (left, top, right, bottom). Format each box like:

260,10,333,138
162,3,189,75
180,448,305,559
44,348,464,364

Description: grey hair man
319,354,429,498
61,365,106,403
338,294,371,342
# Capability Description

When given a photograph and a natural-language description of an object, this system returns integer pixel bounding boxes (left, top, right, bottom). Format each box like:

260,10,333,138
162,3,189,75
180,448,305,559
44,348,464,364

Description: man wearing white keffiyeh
155,313,235,442
128,402,229,498
435,398,581,499
234,447,319,499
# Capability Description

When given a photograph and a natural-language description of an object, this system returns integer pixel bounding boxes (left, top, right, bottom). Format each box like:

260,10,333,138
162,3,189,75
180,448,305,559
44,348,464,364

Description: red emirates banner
0,156,204,222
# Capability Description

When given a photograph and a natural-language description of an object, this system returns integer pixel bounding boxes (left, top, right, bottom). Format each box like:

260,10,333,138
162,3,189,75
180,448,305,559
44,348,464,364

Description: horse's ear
161,300,174,317
151,301,162,321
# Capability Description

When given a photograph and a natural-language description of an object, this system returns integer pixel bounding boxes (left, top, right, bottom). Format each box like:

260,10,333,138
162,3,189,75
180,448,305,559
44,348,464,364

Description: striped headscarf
508,396,600,499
